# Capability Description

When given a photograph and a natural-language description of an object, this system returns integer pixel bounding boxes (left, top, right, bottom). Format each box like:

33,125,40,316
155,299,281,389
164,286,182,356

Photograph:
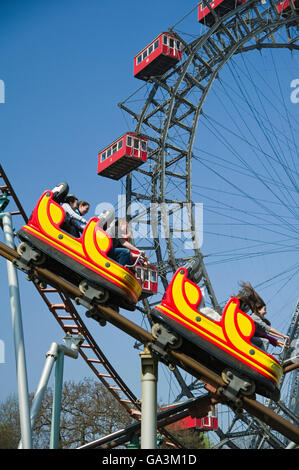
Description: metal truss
1,1,298,450
119,0,299,448
0,164,180,448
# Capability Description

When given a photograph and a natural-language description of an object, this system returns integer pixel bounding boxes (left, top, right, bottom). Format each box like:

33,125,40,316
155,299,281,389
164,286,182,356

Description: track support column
50,349,64,449
140,346,158,449
2,212,32,449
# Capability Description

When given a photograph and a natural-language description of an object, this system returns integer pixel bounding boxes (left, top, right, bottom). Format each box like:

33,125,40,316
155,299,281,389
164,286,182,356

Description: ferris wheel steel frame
0,2,297,450
120,0,299,449
0,165,186,449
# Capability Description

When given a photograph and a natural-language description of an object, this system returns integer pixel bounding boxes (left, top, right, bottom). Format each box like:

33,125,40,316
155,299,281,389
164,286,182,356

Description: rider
61,194,88,237
107,218,150,267
71,200,90,235
235,282,288,351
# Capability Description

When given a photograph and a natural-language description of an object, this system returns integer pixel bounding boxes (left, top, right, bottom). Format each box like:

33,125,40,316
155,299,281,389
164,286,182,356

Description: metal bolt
243,382,251,392
170,336,177,345
227,371,234,380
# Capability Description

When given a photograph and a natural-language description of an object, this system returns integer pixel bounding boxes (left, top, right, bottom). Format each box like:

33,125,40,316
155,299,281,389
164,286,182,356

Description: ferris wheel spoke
118,1,299,447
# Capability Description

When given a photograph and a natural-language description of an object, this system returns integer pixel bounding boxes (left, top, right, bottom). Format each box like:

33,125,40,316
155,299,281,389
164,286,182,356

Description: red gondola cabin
164,404,218,432
135,264,158,298
277,0,298,15
134,32,183,81
198,0,246,26
97,133,148,180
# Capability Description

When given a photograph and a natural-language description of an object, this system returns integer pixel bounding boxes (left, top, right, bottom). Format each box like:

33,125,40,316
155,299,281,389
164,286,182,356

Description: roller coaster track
0,231,299,444
0,165,138,413
0,164,184,448
117,2,299,448
1,165,299,447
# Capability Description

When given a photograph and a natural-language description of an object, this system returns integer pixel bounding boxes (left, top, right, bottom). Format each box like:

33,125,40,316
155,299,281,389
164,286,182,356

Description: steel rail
0,247,142,414
0,239,298,445
284,362,299,374
0,165,28,223
0,165,141,412
120,9,299,445
0,164,182,446
78,393,217,449
36,287,141,415
0,238,183,447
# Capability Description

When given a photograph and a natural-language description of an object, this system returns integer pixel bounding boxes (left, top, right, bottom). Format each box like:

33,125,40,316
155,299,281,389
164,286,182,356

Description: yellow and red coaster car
153,267,283,400
17,190,142,310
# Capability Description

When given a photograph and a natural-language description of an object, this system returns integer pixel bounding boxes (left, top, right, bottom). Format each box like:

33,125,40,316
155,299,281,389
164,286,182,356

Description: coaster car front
17,190,142,311
153,267,283,401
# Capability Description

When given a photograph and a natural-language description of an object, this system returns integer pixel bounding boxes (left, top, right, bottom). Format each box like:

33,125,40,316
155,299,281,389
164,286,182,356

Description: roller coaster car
152,268,283,401
16,190,157,311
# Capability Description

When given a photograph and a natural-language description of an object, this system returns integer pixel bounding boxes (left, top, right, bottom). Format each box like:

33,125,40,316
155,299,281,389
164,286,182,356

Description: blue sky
0,0,298,413
0,0,205,406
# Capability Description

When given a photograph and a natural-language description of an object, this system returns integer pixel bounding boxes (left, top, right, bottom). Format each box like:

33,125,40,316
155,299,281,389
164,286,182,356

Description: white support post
50,349,64,449
18,336,81,449
140,346,158,449
2,212,32,449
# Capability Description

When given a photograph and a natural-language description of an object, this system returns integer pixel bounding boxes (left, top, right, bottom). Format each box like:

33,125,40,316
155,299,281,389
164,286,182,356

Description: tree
0,394,20,449
57,378,132,448
0,377,133,449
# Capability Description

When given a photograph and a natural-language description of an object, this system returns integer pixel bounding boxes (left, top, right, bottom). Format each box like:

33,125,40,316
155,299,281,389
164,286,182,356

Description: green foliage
0,394,20,449
0,377,133,449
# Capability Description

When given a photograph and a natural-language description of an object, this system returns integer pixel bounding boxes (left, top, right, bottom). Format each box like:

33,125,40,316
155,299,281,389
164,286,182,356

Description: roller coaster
0,165,298,449
14,183,284,401
1,0,299,450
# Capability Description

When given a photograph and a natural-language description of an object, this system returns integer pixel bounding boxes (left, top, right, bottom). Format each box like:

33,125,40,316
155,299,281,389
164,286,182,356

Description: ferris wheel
110,0,299,448
1,0,297,450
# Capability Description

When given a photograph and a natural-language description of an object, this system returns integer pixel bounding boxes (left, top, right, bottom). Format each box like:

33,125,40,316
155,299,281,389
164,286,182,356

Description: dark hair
79,201,90,207
65,195,78,205
235,282,266,314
